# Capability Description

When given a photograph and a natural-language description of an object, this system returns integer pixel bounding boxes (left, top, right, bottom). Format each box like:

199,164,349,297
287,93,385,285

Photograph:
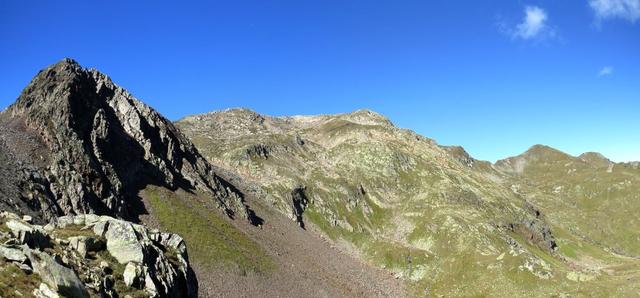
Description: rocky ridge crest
0,58,250,222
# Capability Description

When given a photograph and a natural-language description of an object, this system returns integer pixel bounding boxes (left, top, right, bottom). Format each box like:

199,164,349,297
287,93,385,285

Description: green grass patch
304,208,341,240
558,242,578,259
144,186,275,274
51,224,96,238
0,259,41,297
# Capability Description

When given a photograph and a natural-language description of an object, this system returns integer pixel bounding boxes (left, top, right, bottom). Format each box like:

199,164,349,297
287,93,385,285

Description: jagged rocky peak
0,58,249,222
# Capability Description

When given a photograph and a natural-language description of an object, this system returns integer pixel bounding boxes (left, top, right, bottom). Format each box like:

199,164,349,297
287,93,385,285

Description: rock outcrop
290,186,309,229
0,58,250,222
0,211,196,297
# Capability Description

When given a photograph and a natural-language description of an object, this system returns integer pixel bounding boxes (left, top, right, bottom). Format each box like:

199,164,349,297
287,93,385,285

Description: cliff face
0,59,249,222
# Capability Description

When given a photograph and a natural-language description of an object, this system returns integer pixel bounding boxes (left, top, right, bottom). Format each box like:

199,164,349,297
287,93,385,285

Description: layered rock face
0,59,248,222
0,211,196,297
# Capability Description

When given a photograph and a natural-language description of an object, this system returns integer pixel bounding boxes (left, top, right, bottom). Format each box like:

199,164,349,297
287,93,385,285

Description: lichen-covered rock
54,214,197,297
67,236,104,258
103,220,145,264
123,262,143,287
33,283,60,298
5,218,50,248
0,211,196,298
24,248,89,298
0,245,27,263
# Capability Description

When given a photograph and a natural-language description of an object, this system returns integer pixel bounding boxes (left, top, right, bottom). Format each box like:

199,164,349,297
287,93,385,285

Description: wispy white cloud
516,6,549,39
589,0,640,23
598,66,614,76
500,6,556,41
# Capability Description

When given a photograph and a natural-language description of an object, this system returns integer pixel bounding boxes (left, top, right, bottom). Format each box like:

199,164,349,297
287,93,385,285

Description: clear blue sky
1,1,638,162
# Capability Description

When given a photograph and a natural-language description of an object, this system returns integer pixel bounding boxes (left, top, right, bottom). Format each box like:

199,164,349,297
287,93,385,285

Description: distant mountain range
1,59,638,297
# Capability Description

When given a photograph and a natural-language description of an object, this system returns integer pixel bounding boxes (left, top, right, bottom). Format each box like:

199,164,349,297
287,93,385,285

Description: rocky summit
0,58,249,223
1,59,639,297
0,59,250,297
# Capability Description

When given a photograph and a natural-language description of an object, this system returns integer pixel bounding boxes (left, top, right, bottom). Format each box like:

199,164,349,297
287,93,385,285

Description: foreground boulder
0,211,196,297
53,214,197,297
4,215,50,248
25,248,89,297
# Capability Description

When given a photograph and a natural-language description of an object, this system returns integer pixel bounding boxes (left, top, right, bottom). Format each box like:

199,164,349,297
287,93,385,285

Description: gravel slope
139,172,405,298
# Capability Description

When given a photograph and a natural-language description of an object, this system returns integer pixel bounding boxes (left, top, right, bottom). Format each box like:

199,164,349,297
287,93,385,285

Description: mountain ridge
182,108,625,167
177,107,640,296
0,58,253,223
2,60,639,297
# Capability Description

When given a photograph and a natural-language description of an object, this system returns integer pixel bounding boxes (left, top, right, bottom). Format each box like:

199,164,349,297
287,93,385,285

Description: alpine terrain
0,59,638,297
176,108,640,296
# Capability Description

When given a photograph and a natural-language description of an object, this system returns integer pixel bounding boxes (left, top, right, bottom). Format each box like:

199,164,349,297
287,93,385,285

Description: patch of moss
558,243,577,259
0,221,10,233
164,247,182,268
52,224,96,238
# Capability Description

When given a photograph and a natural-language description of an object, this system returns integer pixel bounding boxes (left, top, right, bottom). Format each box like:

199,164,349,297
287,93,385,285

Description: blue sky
1,1,639,162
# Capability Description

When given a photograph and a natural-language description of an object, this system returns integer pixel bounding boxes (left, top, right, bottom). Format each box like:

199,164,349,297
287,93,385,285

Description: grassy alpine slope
141,186,275,274
496,145,640,258
176,108,640,296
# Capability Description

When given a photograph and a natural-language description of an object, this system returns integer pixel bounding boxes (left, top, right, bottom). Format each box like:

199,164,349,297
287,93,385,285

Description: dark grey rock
0,58,251,222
